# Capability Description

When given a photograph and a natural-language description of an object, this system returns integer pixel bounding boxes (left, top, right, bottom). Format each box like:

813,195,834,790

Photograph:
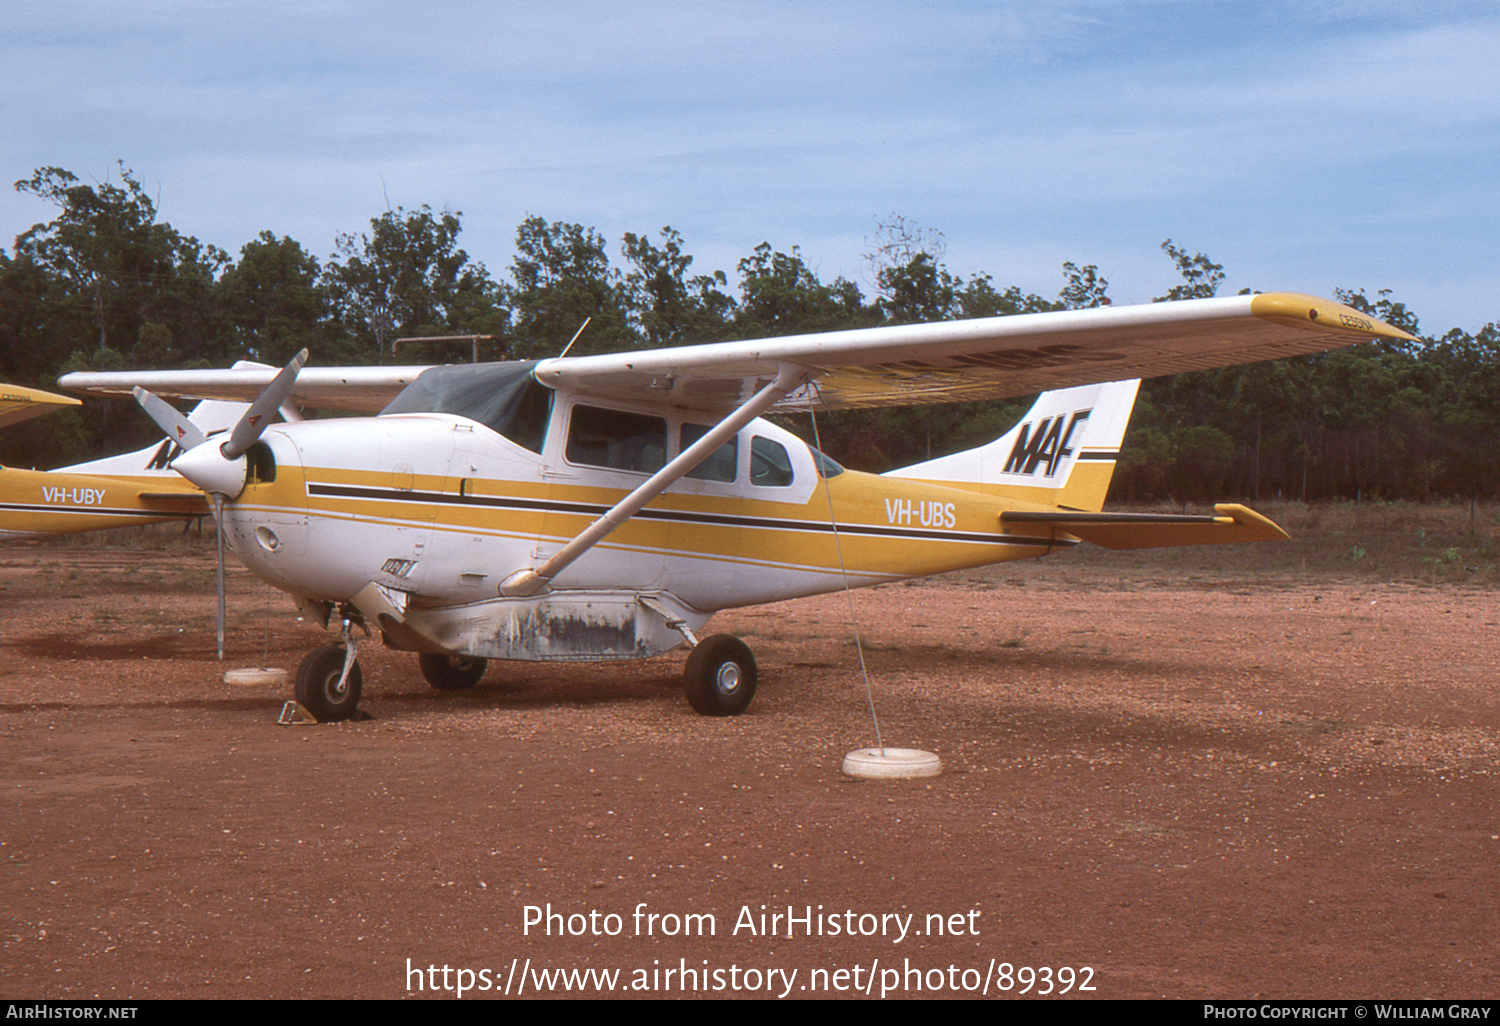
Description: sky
4,0,1498,336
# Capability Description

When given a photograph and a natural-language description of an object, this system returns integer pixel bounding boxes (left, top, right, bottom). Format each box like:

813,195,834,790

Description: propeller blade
221,348,308,460
133,387,206,451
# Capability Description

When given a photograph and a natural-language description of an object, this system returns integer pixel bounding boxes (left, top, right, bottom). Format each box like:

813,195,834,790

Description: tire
294,643,363,722
683,635,757,716
419,653,488,690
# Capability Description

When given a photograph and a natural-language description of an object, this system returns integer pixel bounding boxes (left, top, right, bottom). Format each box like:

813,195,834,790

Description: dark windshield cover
380,362,553,453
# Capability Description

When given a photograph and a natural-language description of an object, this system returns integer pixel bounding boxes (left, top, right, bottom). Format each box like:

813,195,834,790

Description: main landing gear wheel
683,635,757,716
294,643,363,722
419,653,488,690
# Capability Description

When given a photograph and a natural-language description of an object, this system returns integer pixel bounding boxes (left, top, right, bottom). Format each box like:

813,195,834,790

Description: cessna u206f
61,293,1411,721
0,382,256,539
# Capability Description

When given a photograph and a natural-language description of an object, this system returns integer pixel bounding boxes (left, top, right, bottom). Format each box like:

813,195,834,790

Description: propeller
132,387,206,451
133,349,309,659
222,348,307,460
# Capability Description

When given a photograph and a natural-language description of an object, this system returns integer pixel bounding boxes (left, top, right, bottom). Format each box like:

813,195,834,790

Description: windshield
380,362,554,453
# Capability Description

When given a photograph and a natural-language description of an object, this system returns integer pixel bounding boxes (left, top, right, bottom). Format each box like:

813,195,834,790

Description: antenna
558,317,592,359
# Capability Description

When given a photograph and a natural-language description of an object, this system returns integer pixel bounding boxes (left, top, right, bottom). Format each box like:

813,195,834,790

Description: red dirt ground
2,526,1498,1000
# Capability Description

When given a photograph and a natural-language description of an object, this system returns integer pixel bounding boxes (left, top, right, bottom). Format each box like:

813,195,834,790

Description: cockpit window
381,361,554,453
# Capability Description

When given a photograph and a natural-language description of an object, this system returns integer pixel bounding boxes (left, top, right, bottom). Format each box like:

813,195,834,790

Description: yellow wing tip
0,385,84,429
2,384,82,406
1251,292,1417,343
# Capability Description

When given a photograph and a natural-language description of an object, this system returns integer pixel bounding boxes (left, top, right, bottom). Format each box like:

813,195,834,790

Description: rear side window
566,405,667,474
680,424,738,482
750,436,794,487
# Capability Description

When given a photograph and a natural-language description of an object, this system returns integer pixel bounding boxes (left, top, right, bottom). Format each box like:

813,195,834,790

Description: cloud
4,1,1499,330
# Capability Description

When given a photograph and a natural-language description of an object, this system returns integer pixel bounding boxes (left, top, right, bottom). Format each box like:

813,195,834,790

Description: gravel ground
2,537,1498,1000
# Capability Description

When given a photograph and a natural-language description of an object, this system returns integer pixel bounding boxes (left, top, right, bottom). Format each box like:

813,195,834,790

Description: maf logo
1002,409,1092,477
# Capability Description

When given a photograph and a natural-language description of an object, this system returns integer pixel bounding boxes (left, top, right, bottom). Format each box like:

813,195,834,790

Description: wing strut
500,363,813,598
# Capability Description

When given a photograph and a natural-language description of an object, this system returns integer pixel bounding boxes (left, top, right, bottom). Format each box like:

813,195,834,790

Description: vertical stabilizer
883,379,1140,512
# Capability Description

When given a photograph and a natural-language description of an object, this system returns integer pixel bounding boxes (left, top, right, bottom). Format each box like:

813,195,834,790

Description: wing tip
1251,292,1417,343
0,385,84,428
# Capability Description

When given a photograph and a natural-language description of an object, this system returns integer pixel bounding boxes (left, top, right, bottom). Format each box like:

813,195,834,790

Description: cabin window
501,379,553,454
567,405,667,474
750,436,794,487
680,424,738,482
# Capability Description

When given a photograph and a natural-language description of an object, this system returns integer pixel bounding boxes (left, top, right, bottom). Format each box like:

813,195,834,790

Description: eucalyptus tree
620,227,735,346
218,232,330,363
323,205,501,364
12,163,229,366
506,216,635,358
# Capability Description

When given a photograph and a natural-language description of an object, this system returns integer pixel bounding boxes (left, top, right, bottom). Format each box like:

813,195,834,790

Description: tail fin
883,379,1140,512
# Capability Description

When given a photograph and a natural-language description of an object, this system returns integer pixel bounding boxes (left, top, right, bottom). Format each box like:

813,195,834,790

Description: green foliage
1060,262,1109,309
735,243,875,337
9,167,1500,503
323,206,501,363
1156,239,1224,301
620,227,734,346
219,232,329,363
506,216,633,358
12,163,231,366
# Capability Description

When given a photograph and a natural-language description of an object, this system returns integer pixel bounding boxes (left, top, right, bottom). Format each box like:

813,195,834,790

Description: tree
1155,239,1224,301
735,243,874,337
864,216,958,324
323,206,501,363
12,163,229,365
0,248,61,385
507,216,634,358
1059,262,1110,309
620,227,734,346
954,274,1059,318
218,232,329,363
875,253,957,324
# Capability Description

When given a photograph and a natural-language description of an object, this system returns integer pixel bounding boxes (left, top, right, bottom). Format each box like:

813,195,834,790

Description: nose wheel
293,619,365,721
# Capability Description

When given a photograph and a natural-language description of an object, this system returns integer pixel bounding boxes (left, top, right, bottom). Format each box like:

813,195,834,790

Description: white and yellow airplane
59,293,1411,721
0,383,261,539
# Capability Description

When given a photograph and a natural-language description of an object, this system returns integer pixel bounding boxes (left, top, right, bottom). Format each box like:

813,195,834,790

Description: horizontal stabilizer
1001,503,1288,549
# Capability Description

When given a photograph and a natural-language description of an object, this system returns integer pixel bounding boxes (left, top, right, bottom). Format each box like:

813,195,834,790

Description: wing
0,384,82,428
58,365,432,413
58,293,1411,414
536,293,1412,412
